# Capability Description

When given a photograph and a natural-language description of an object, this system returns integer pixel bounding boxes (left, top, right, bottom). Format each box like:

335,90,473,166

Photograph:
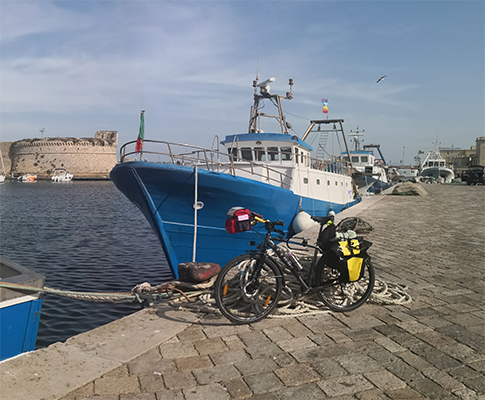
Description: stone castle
0,131,118,179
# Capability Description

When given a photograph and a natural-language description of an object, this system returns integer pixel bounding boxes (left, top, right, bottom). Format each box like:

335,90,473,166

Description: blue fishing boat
0,255,44,361
110,77,361,278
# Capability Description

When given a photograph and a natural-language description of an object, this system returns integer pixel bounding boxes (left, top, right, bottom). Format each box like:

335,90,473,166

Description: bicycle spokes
214,255,283,324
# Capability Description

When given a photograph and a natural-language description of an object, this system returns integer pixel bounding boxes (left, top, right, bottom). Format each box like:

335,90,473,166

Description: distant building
440,136,485,176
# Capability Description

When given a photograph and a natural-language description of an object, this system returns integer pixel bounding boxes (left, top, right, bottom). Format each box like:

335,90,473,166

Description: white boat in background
18,174,37,182
0,149,6,183
51,168,74,182
342,128,391,194
390,167,419,182
418,142,455,183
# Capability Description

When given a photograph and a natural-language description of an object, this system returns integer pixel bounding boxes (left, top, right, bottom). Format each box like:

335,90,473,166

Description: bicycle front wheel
316,256,375,312
214,253,283,324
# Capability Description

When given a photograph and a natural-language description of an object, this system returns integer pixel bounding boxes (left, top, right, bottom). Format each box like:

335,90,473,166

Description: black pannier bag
317,223,336,251
225,207,252,234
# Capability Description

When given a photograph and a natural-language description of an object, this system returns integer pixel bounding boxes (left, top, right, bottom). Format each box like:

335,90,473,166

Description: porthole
303,178,308,184
316,179,320,185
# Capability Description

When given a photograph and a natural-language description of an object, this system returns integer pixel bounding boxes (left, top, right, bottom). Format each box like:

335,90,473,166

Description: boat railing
119,140,353,189
119,140,294,189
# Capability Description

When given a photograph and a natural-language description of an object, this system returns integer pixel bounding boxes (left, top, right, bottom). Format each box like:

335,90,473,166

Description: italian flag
135,110,145,153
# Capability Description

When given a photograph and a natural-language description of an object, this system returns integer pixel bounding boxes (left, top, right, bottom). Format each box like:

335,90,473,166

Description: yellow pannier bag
338,240,364,282
339,239,361,256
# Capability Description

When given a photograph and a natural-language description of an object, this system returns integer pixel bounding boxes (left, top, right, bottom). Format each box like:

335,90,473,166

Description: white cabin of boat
422,159,447,168
220,131,354,203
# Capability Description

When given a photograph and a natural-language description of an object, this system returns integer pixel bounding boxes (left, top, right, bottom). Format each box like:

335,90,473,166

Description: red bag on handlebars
225,207,252,234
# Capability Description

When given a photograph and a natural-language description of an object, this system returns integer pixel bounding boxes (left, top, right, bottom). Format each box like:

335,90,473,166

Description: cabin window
316,179,320,185
440,162,445,167
361,156,368,163
335,181,338,186
344,156,350,162
281,147,292,161
241,147,253,161
268,147,279,161
228,148,238,159
254,147,266,161
351,156,359,163
303,178,308,184
327,180,330,185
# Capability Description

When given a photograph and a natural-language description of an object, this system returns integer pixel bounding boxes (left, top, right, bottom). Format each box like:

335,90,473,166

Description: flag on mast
135,110,145,153
321,99,328,114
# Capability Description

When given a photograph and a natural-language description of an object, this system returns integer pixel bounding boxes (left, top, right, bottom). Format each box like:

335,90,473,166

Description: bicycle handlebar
251,213,285,235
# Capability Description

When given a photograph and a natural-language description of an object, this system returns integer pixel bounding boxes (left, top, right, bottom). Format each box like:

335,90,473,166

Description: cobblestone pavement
62,184,485,400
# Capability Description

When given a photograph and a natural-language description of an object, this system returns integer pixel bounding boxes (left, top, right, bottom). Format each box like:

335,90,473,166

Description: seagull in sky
376,75,387,83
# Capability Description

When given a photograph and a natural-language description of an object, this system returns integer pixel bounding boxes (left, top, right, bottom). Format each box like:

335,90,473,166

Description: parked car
462,165,484,185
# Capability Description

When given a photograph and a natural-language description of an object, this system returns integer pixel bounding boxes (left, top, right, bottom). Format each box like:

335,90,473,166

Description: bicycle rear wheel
214,253,283,324
315,255,375,312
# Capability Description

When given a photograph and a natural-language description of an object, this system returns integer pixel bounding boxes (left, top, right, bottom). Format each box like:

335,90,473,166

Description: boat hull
0,255,45,361
110,161,359,277
418,167,455,183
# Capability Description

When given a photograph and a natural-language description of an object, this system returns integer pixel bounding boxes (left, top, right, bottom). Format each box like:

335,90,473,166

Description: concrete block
243,371,283,394
317,374,374,397
94,375,140,395
182,383,230,400
0,342,121,400
273,363,321,386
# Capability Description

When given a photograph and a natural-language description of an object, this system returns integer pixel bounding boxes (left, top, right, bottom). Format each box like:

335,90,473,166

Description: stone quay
0,183,483,400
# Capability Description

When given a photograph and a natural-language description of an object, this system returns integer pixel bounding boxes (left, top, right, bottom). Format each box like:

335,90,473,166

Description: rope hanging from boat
192,166,198,262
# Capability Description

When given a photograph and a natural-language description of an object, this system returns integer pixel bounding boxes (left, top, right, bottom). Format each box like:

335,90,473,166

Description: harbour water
0,180,173,348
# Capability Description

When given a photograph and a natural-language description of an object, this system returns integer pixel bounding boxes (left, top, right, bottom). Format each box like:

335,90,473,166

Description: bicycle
214,212,375,324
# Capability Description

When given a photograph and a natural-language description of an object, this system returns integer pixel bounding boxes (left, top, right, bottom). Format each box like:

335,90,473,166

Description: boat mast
349,126,365,152
301,119,354,170
248,77,293,134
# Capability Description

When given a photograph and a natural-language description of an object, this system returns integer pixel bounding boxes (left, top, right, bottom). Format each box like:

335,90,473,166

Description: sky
1,0,483,166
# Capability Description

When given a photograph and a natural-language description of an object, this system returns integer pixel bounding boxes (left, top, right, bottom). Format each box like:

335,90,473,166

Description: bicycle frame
250,223,342,296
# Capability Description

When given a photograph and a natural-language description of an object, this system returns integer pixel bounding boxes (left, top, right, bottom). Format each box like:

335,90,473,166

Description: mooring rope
0,282,174,303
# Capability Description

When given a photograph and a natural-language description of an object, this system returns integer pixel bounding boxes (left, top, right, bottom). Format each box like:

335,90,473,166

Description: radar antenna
248,77,293,134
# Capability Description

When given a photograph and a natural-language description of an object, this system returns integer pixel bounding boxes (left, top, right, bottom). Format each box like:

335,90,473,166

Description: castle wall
5,131,119,179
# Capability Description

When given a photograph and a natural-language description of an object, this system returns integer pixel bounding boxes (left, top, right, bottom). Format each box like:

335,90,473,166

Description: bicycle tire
315,255,375,312
214,253,283,324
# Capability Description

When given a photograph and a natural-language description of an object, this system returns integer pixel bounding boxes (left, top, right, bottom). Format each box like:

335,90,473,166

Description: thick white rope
169,246,412,317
